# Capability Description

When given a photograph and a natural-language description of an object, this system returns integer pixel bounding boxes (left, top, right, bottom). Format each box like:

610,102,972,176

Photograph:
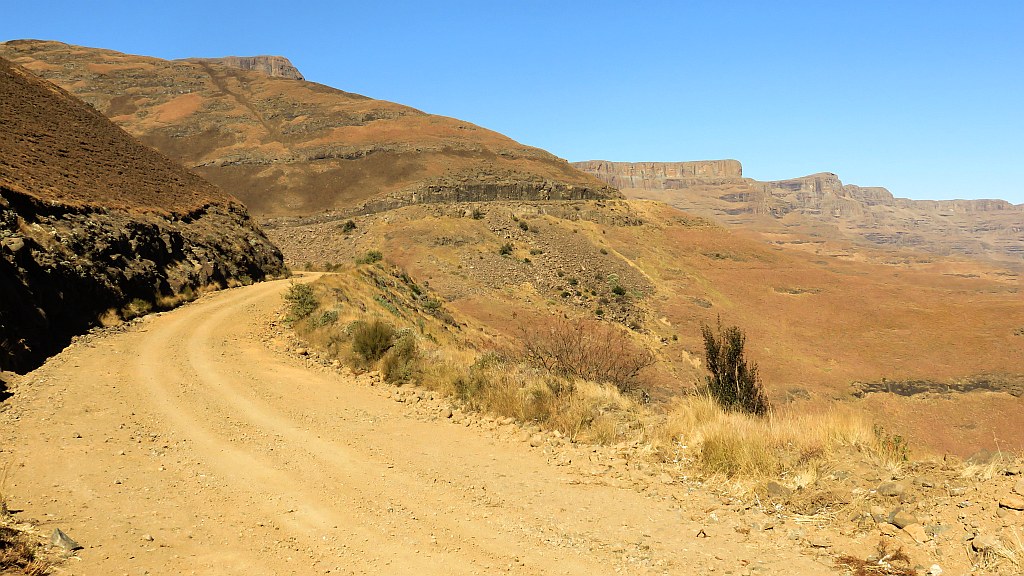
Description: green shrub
352,319,397,362
700,318,770,416
518,220,529,231
381,334,420,384
121,298,152,320
499,242,514,256
341,219,357,233
284,283,318,320
611,285,626,296
356,250,383,265
314,309,339,327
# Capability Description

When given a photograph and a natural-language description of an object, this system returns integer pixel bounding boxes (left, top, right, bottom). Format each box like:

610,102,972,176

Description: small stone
878,522,900,536
890,509,919,529
972,534,999,552
1013,479,1024,496
903,523,930,543
295,348,308,356
877,481,906,498
806,536,832,548
765,481,792,499
659,473,674,485
142,534,154,542
51,528,82,551
1005,466,1022,476
998,496,1024,510
870,505,887,523
528,434,544,448
927,564,943,576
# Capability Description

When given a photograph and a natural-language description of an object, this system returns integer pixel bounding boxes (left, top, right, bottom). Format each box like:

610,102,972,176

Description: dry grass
291,264,920,485
647,394,884,479
834,540,915,575
0,526,50,575
972,528,1023,572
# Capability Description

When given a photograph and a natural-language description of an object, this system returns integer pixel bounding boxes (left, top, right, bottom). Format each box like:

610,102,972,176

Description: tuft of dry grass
648,394,882,479
834,540,914,575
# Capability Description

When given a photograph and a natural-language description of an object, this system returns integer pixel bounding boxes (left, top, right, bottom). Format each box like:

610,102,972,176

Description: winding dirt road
1,278,827,575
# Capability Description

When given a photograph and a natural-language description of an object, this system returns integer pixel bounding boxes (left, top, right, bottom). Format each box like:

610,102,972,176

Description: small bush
284,283,318,320
498,242,514,256
518,221,529,231
313,309,339,327
352,319,397,362
610,285,626,296
520,316,655,395
121,298,152,320
381,334,420,384
700,318,770,416
471,208,484,219
356,250,383,265
599,248,608,255
341,220,357,233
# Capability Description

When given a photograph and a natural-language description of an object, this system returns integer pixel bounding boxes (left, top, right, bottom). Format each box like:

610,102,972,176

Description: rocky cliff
574,160,743,189
0,56,286,372
182,55,304,80
0,40,617,219
574,161,1024,261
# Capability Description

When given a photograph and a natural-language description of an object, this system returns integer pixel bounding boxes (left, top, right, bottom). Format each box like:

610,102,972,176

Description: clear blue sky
4,1,1023,203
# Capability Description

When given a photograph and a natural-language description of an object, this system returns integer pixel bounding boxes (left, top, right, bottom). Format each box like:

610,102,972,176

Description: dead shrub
0,526,50,575
519,316,655,395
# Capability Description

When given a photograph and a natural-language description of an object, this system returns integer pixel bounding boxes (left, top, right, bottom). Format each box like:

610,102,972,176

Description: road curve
1,278,822,575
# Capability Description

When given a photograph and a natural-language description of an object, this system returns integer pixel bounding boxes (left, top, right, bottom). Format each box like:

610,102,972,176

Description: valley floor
0,278,1018,575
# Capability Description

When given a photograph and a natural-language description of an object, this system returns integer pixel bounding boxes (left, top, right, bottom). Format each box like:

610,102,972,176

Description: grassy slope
269,199,1024,454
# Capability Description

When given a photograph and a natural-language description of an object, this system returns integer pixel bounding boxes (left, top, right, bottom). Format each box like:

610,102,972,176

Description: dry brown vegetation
271,200,1024,457
288,263,914,484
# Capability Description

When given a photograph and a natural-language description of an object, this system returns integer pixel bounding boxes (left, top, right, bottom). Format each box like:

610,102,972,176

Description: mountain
0,56,285,372
574,160,1024,262
0,40,616,218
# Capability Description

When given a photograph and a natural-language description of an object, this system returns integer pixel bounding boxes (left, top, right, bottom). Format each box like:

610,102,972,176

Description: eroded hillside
0,40,616,218
0,56,285,372
575,160,1024,262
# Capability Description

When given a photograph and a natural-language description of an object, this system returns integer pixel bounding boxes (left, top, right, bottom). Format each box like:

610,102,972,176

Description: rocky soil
0,56,285,372
1,278,1022,575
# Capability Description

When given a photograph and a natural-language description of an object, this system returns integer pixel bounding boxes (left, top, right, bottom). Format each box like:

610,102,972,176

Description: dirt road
0,278,829,575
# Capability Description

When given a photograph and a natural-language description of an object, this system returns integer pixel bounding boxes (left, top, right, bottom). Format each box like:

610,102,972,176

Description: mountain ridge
0,40,617,218
574,160,1024,261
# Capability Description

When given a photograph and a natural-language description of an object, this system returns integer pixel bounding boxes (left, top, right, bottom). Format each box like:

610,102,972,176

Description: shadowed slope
0,56,285,372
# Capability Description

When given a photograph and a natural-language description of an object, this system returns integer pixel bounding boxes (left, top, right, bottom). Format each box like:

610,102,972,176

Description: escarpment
183,55,305,80
0,56,285,372
575,160,1024,261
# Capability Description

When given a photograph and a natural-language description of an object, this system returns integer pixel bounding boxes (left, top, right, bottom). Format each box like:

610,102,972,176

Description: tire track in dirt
1,278,828,575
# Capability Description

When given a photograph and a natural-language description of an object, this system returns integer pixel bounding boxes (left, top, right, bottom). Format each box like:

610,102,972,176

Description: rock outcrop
182,55,304,80
574,160,743,190
574,160,1024,261
0,56,286,372
0,40,618,219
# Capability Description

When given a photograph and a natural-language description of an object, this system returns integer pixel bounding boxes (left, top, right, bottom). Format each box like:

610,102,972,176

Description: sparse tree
700,318,770,416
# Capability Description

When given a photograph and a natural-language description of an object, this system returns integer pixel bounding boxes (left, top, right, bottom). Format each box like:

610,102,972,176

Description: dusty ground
3,277,1023,575
0,277,840,575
